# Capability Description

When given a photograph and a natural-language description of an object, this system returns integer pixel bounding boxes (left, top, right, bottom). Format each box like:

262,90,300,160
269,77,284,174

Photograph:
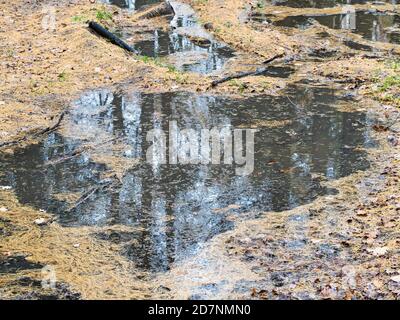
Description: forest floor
1,0,400,299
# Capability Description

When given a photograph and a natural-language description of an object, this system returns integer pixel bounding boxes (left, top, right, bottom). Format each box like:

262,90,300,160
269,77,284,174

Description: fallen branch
263,53,285,64
0,110,68,149
88,21,138,54
210,53,285,87
38,110,66,135
42,137,120,167
66,179,115,213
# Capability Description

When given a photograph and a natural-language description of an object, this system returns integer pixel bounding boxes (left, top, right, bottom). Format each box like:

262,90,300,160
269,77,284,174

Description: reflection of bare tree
135,30,233,74
270,0,397,8
316,11,399,44
3,86,373,271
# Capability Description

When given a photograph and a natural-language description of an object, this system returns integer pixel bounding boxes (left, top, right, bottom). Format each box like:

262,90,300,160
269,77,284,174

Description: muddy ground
0,0,400,299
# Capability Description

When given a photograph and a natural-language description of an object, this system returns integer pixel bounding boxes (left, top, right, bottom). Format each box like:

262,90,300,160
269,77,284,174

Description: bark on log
136,1,174,20
88,21,138,54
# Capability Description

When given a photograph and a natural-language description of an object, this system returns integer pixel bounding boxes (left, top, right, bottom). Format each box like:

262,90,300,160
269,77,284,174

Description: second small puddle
102,0,162,11
267,0,398,8
110,1,235,74
133,29,235,74
0,84,376,272
271,11,400,45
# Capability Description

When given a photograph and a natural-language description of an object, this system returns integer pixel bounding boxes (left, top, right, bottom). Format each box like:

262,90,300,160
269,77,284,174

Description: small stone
391,275,400,283
387,135,399,147
0,186,12,190
204,22,213,30
73,243,80,248
34,218,48,226
0,101,5,106
0,207,8,212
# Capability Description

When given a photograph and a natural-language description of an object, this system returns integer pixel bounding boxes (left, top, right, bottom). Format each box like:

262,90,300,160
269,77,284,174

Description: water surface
101,0,161,10
268,0,398,8
274,11,400,44
0,85,375,272
133,29,235,73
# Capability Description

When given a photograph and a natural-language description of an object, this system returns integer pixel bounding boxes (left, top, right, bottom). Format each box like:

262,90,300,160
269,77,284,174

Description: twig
210,53,285,87
0,110,68,149
66,180,115,213
42,137,120,167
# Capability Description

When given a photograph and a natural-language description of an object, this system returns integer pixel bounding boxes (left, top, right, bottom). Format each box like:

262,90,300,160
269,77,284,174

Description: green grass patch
96,8,113,22
58,71,67,82
71,15,87,23
379,75,400,92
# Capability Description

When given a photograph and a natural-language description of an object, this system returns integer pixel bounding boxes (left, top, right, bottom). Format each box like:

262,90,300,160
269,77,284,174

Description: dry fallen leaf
367,247,389,256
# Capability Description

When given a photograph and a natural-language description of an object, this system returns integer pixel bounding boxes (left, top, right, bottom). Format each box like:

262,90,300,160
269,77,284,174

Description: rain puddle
267,0,398,8
101,0,161,11
107,1,235,73
128,1,235,73
0,85,375,272
273,11,400,45
133,29,235,74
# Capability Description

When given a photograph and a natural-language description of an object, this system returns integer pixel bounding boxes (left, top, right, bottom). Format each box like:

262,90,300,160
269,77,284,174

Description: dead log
210,53,286,87
136,1,174,20
88,21,138,54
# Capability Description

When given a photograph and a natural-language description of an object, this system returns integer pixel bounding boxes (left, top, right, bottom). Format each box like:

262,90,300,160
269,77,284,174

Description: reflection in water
129,2,234,74
274,11,400,44
134,30,235,74
101,0,161,10
0,86,375,272
269,0,397,8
